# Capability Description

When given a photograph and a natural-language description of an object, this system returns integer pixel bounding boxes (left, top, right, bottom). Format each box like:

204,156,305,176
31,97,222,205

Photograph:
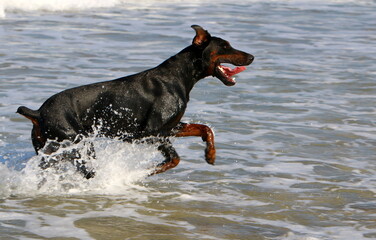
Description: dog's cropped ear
191,25,211,48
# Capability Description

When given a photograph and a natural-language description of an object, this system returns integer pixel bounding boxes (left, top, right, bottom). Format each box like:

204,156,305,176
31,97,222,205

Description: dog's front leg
150,139,180,175
173,122,216,165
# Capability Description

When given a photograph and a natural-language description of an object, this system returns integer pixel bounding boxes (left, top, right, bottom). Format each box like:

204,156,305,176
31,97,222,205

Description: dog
17,25,254,178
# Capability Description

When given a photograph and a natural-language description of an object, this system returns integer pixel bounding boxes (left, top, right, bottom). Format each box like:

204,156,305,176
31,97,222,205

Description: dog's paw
205,147,216,165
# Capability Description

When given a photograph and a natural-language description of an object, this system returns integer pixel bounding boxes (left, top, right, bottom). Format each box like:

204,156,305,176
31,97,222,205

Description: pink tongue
222,66,247,77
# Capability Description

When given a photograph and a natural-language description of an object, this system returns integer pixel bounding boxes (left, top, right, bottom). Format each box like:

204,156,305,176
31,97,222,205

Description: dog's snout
247,54,254,65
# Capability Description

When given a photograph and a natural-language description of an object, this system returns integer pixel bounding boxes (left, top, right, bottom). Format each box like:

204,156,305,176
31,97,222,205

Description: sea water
0,0,375,239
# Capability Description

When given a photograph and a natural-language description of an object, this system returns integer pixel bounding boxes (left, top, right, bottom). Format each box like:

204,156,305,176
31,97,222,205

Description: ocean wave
0,0,125,18
0,0,374,18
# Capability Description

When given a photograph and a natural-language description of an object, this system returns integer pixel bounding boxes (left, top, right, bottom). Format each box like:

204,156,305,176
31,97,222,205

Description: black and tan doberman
17,25,254,178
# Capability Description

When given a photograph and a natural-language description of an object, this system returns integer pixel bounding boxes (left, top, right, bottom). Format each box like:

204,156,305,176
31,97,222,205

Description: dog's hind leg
71,141,96,179
39,141,62,170
150,139,180,175
40,138,96,179
83,141,96,178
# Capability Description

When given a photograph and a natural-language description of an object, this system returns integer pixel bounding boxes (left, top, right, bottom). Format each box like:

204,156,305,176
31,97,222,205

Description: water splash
0,137,161,198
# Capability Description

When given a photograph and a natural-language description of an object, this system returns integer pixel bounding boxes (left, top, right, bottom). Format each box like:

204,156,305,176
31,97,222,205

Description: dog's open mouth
215,64,247,86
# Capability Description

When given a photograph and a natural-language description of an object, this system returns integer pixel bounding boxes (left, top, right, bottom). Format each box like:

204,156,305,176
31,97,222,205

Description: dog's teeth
219,66,226,75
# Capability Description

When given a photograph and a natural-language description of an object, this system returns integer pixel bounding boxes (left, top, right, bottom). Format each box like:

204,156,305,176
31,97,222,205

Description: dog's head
192,25,254,86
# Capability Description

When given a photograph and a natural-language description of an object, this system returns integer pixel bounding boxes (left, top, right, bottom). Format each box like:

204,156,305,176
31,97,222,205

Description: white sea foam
0,0,124,18
0,0,373,18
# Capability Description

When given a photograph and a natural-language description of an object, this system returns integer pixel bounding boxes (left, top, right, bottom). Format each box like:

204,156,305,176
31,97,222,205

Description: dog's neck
152,45,208,95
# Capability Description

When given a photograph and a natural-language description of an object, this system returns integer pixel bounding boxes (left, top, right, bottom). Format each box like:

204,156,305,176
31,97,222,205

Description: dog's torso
38,50,200,142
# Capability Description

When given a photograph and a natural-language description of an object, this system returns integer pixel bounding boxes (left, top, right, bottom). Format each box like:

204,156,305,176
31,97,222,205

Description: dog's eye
223,43,231,49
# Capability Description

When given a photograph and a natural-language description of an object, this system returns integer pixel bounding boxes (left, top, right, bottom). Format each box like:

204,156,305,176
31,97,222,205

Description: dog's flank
17,25,254,178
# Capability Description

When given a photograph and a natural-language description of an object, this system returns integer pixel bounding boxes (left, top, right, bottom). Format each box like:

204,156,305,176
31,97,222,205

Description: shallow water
1,0,376,239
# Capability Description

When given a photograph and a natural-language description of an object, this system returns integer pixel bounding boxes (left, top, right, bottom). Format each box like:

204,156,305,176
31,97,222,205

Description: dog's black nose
247,54,254,64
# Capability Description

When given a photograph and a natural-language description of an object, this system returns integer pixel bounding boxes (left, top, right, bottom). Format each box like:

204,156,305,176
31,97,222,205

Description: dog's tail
17,106,47,153
17,106,41,125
